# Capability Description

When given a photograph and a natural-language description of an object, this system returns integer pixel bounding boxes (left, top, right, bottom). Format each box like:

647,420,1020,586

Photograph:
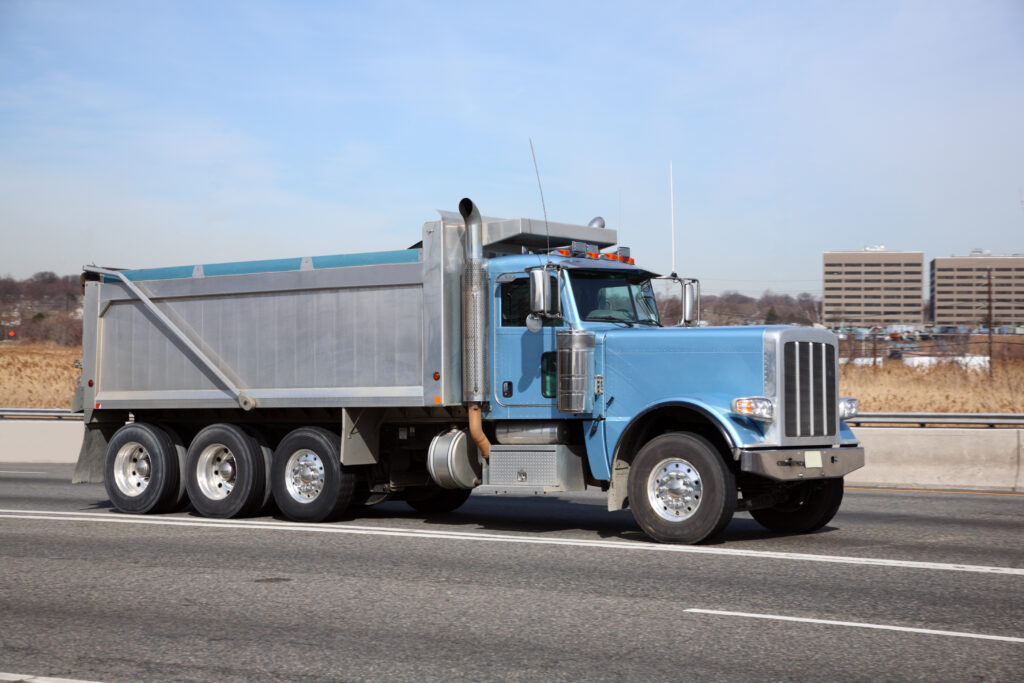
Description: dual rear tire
184,424,269,519
103,423,187,514
270,426,356,522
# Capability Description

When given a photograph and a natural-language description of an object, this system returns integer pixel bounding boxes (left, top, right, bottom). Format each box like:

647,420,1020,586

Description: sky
1,0,1022,296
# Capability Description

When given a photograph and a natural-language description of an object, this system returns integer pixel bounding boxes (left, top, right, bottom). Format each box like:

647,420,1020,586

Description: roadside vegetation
840,360,1024,413
0,343,80,408
2,342,1023,412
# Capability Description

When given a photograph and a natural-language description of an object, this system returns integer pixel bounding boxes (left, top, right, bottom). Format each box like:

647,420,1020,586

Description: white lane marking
0,471,47,475
0,672,104,683
1,509,1023,576
686,609,1024,644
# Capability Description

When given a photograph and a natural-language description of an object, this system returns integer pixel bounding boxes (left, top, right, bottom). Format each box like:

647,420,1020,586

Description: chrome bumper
739,446,865,481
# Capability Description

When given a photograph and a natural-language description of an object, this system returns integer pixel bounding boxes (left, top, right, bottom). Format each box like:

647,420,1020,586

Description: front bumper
739,446,865,481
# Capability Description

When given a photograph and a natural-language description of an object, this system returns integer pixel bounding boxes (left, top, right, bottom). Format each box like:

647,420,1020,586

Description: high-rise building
930,252,1024,327
822,250,924,326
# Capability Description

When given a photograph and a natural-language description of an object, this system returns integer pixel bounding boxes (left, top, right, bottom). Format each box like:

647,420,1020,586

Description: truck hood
600,325,769,406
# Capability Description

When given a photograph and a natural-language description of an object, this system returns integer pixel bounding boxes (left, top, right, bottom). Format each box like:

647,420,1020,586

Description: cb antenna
669,161,677,278
529,137,551,260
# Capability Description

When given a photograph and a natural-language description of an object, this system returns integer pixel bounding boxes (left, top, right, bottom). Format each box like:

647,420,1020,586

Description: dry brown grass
0,343,80,409
840,360,1024,413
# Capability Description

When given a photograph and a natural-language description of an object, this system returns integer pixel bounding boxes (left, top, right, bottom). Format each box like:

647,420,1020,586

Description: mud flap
71,423,121,484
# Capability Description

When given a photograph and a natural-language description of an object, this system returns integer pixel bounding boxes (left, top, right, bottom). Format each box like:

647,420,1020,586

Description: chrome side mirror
683,280,699,325
527,268,560,333
529,268,551,315
652,277,700,327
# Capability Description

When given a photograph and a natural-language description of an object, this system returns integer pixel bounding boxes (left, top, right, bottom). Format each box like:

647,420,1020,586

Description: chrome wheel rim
113,442,151,497
647,458,702,521
195,444,236,501
285,450,325,504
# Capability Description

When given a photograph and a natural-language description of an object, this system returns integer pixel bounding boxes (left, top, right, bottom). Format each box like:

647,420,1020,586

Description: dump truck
72,199,864,543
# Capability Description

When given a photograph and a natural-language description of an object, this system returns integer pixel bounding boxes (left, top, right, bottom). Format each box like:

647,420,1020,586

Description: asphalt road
1,464,1022,682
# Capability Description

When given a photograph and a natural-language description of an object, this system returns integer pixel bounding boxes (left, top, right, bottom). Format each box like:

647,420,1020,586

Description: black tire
404,486,472,514
271,427,355,522
240,425,275,512
103,423,182,514
156,423,189,511
185,423,267,519
627,432,736,544
750,478,844,534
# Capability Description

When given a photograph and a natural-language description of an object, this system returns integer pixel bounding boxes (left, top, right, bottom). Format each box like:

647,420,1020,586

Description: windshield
568,271,660,326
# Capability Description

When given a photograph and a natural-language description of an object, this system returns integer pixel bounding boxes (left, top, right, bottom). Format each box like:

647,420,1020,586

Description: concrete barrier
847,427,1023,492
1,421,1022,492
0,420,83,464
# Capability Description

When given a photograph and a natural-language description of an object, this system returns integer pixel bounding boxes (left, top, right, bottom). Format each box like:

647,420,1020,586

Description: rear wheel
627,432,735,544
103,423,182,514
404,485,472,514
185,424,267,518
750,478,844,534
272,427,355,522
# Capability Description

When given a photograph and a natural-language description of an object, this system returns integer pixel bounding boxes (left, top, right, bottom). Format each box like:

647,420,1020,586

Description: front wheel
750,478,844,534
627,432,736,544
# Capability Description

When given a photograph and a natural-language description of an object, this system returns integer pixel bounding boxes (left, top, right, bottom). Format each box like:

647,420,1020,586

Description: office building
822,250,924,326
930,252,1024,327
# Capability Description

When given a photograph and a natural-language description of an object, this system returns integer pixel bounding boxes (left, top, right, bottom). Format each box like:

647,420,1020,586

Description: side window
541,352,557,398
500,277,560,327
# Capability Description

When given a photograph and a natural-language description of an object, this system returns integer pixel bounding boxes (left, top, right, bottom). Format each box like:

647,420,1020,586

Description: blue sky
1,0,1022,295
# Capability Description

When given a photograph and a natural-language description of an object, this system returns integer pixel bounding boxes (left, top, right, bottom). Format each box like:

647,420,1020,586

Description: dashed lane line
2,508,1022,576
686,609,1024,644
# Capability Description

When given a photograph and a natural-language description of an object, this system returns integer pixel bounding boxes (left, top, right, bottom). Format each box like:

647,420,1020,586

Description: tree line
0,272,83,346
701,291,821,326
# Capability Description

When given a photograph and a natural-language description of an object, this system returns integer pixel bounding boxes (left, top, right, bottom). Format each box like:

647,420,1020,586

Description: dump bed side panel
89,259,431,410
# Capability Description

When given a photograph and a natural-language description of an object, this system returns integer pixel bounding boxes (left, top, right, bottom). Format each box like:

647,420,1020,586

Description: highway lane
0,465,1022,682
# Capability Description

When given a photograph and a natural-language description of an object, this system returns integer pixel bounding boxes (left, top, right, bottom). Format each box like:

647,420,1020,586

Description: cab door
492,273,563,409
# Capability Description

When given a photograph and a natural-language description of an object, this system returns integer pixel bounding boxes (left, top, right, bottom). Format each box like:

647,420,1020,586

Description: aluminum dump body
81,249,440,413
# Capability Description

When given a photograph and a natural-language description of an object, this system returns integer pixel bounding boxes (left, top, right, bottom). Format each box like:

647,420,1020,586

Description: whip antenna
670,161,677,278
529,138,551,259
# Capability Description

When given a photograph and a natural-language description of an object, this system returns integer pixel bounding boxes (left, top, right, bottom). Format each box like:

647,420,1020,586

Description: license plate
804,451,823,468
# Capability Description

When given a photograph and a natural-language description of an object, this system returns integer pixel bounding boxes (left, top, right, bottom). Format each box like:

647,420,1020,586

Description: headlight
839,397,859,420
731,397,775,421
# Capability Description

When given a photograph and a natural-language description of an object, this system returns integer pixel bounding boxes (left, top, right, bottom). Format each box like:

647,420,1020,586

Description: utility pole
988,268,994,378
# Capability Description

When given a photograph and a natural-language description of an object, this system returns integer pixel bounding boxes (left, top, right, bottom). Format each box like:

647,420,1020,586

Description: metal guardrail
1,408,1022,427
0,408,82,420
848,412,1024,427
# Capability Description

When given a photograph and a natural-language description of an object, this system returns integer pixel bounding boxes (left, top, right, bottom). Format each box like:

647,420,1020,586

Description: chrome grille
783,341,837,437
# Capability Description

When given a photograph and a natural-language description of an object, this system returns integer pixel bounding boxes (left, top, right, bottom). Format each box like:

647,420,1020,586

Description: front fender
607,397,765,464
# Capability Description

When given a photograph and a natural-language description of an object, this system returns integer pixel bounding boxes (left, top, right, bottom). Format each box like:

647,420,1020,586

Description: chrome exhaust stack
459,198,488,403
459,198,491,458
